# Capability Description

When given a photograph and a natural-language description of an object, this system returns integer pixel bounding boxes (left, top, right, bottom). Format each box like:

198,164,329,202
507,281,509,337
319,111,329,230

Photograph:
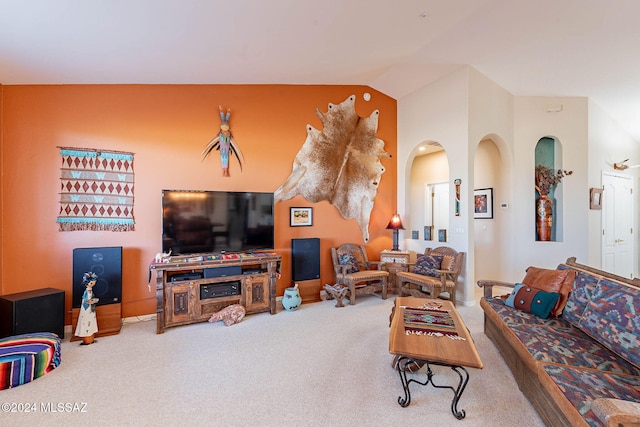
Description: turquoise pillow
505,283,560,319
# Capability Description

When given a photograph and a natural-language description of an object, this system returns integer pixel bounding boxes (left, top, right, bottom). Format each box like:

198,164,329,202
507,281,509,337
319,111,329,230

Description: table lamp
386,213,404,251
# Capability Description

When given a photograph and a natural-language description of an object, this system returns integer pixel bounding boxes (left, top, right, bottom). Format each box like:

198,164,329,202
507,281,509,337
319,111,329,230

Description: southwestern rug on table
56,147,135,231
403,306,465,340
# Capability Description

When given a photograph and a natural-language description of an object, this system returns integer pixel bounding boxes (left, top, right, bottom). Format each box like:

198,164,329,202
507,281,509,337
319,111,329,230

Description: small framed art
474,188,494,219
424,225,433,241
589,188,603,210
438,229,447,242
290,207,313,226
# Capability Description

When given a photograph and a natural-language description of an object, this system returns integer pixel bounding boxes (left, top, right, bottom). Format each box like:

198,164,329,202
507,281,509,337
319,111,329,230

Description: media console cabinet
150,253,281,334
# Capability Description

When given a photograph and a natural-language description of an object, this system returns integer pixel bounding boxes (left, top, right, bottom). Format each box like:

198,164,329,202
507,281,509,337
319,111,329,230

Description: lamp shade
386,213,405,230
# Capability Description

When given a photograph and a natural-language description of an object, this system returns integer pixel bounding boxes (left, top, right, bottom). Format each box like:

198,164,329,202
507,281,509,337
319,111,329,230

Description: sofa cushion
577,279,640,369
505,283,560,319
542,364,640,427
560,268,601,327
522,266,575,316
509,324,640,375
481,297,570,328
413,254,443,277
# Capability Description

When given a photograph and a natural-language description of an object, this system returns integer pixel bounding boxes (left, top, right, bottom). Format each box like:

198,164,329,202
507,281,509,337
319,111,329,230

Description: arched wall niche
405,140,450,253
534,135,566,242
472,133,513,283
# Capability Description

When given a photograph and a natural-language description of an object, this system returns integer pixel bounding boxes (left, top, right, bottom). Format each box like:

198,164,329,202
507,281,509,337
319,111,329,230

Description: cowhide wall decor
274,95,390,242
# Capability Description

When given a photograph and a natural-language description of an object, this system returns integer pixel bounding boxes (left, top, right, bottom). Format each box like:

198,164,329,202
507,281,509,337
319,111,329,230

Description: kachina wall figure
201,106,244,177
75,272,99,345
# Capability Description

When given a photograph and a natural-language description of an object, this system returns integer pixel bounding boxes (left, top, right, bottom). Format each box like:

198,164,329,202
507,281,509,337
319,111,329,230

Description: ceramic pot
282,286,302,311
536,195,553,241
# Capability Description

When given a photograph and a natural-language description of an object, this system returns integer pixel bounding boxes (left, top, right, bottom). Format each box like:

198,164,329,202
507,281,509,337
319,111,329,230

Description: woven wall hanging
56,147,135,231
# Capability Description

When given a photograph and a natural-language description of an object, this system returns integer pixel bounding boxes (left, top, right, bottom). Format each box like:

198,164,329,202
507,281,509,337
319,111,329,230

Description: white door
602,172,634,278
426,183,449,242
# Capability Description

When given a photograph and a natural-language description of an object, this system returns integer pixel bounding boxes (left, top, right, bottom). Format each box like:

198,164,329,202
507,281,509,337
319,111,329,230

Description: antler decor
535,165,573,196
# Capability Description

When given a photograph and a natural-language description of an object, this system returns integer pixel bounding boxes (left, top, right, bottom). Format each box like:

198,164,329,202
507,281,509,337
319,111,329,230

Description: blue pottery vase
282,285,302,311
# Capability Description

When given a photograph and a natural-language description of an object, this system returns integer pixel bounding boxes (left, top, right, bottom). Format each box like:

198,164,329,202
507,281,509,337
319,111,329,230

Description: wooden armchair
324,243,389,307
396,246,464,306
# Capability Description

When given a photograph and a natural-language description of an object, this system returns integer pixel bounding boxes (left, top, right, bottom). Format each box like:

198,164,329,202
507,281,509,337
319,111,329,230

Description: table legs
395,356,469,419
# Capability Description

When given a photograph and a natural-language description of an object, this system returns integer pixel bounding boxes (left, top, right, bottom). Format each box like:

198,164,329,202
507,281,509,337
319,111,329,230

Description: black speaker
73,246,122,308
0,288,65,339
292,238,320,281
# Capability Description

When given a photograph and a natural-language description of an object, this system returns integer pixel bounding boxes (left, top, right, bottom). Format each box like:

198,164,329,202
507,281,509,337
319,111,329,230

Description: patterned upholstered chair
325,244,389,307
396,246,464,306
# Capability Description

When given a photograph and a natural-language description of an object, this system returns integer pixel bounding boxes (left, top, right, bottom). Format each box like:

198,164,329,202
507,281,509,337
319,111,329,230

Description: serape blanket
57,147,135,231
0,333,61,390
403,306,466,340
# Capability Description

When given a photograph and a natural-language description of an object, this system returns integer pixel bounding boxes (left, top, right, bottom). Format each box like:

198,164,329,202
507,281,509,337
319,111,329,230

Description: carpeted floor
0,291,544,426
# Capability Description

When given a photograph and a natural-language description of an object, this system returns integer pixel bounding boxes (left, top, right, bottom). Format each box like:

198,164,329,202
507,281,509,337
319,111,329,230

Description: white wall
467,69,514,287
397,67,472,302
511,97,589,275
473,140,504,281
398,66,639,305
588,100,640,273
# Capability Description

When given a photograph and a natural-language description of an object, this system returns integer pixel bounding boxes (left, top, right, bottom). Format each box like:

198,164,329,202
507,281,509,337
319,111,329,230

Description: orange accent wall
0,85,397,323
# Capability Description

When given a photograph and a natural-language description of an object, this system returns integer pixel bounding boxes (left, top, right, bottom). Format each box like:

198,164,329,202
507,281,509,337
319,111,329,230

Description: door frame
601,171,634,278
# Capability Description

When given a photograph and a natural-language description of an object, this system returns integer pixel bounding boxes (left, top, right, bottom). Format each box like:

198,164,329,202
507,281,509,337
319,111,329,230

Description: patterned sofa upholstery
0,332,61,389
478,258,640,427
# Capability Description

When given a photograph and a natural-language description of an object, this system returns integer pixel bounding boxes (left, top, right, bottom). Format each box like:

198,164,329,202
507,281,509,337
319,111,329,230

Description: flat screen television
162,190,274,255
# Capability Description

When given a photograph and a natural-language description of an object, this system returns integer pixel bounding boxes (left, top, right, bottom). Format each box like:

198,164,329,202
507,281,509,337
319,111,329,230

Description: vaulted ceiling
2,0,640,140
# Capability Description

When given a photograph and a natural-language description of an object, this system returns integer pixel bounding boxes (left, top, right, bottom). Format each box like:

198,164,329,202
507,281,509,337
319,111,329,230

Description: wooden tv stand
149,252,281,334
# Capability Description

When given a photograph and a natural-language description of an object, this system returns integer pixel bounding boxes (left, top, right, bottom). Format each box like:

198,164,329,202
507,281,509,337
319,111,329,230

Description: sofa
478,257,640,427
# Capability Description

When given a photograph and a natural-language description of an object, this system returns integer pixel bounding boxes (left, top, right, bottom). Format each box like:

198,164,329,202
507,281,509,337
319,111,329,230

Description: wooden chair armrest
367,261,384,270
477,280,516,298
592,398,640,427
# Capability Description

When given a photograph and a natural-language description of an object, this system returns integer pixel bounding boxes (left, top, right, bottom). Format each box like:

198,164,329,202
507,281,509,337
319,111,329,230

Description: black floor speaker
0,288,65,338
291,238,320,281
73,246,122,308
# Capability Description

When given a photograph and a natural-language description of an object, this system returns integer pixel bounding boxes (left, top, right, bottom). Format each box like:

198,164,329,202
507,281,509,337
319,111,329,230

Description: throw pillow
338,253,359,273
413,255,443,277
522,266,575,316
577,279,640,369
504,283,560,319
439,254,456,271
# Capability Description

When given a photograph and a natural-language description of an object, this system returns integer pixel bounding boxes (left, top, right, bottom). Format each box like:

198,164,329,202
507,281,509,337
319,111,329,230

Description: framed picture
411,230,419,239
474,188,494,219
290,207,313,226
590,188,603,210
438,229,447,242
424,225,432,241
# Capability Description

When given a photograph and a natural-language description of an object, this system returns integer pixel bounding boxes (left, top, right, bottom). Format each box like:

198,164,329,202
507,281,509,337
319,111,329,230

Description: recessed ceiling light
419,12,428,19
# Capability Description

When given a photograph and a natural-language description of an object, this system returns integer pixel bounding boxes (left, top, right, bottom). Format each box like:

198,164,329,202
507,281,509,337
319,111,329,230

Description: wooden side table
380,250,410,294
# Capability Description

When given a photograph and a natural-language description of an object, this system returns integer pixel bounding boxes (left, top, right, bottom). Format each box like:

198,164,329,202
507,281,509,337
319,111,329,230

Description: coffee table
388,297,483,419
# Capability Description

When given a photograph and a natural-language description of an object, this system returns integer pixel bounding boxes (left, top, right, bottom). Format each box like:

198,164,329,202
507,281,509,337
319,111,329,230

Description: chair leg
349,283,356,305
381,277,388,299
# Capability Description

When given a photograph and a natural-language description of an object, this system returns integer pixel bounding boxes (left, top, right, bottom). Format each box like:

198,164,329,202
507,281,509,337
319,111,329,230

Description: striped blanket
0,332,61,390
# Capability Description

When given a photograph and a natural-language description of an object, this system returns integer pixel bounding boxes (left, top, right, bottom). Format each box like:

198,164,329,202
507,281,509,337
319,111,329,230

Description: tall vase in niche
534,165,573,242
536,195,553,241
282,284,302,311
